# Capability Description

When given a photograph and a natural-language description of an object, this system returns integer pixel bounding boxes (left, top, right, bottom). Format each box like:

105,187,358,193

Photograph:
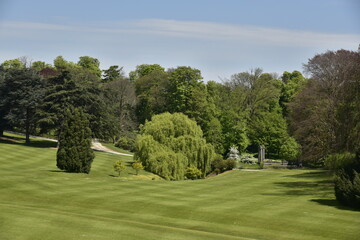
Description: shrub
227,146,240,161
325,152,356,171
279,137,300,162
115,136,136,152
211,156,235,174
334,169,360,208
113,160,126,176
225,160,236,170
132,161,144,175
185,167,203,180
240,154,257,164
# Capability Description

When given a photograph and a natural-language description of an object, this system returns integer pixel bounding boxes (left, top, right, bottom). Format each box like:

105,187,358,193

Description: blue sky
0,0,359,80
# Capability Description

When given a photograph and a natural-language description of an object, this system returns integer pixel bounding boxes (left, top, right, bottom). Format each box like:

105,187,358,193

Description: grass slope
0,133,359,240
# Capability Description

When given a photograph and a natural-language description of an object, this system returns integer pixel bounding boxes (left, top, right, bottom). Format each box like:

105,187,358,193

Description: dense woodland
0,49,359,206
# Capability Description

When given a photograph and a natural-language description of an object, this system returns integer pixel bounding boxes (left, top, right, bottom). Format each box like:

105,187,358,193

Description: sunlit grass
0,132,359,240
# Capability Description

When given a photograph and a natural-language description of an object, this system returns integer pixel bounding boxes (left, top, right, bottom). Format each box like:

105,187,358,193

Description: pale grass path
5,131,134,157
91,139,133,157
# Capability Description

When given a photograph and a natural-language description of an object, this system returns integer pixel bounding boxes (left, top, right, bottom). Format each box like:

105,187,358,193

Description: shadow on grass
48,170,65,173
264,170,360,211
263,171,332,196
284,170,331,179
0,136,57,148
311,199,360,212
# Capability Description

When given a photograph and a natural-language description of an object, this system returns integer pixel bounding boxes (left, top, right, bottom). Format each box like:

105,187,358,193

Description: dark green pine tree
57,107,94,173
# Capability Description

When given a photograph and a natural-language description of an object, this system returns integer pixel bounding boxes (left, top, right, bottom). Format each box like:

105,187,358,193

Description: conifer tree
57,107,94,173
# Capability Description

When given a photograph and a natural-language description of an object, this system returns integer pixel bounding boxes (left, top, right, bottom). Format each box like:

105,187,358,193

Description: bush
113,160,126,176
212,157,235,174
240,154,257,164
185,167,203,180
132,161,144,175
334,169,360,208
115,136,135,152
325,152,356,171
225,160,236,170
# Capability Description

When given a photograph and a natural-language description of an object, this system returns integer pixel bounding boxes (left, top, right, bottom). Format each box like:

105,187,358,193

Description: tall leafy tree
102,65,125,83
289,49,360,165
57,107,94,173
77,56,102,79
1,68,44,143
38,67,104,138
134,70,170,123
102,78,137,139
280,71,307,116
1,58,25,70
168,66,203,113
31,61,52,72
129,64,165,82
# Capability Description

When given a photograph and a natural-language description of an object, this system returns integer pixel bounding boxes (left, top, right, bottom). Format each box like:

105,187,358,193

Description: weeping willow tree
135,112,215,180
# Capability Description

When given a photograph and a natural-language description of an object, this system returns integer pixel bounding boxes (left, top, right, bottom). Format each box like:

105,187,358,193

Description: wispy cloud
1,19,359,49
1,19,359,80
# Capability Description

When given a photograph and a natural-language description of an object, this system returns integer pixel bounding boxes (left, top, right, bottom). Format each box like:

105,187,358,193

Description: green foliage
248,110,295,159
212,156,236,174
325,152,356,171
168,66,203,113
77,56,102,78
132,161,144,175
334,169,360,208
134,70,170,123
135,112,215,180
185,167,203,180
220,110,249,153
0,68,45,143
129,64,165,82
113,160,126,176
279,137,301,163
102,78,137,139
204,118,224,154
1,58,25,70
115,136,136,152
53,56,79,72
31,61,52,71
102,65,124,83
280,71,307,116
290,50,360,165
38,64,109,139
56,108,94,173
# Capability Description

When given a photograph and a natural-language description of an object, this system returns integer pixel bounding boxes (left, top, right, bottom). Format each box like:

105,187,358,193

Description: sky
0,0,359,81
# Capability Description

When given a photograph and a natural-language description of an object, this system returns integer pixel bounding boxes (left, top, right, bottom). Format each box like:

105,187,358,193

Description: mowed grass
0,133,359,240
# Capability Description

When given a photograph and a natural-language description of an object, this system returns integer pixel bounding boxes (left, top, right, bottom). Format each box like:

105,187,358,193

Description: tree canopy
135,112,215,180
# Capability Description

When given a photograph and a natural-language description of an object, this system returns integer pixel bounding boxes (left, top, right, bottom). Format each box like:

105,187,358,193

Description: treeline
0,50,359,167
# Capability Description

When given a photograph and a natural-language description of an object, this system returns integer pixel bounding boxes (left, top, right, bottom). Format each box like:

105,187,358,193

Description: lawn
0,133,359,240
101,142,134,155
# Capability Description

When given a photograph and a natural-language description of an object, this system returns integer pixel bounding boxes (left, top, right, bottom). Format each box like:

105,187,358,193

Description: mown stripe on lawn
0,202,257,240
